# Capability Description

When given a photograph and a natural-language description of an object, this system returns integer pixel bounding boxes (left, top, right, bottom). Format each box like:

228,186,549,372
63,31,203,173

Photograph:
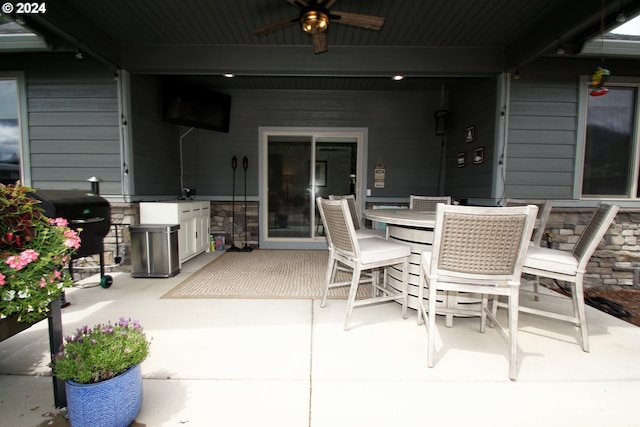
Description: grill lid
32,189,110,222
32,189,111,257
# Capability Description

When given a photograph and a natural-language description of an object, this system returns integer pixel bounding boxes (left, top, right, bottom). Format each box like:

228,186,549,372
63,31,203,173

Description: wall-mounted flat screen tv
162,79,231,133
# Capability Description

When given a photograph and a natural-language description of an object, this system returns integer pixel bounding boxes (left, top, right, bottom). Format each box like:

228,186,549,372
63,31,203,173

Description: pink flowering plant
50,317,150,384
0,183,80,323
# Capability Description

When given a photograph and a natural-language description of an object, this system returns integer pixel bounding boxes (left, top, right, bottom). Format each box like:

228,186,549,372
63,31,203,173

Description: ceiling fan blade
286,0,308,7
254,16,298,36
320,0,338,7
331,11,385,31
312,32,328,54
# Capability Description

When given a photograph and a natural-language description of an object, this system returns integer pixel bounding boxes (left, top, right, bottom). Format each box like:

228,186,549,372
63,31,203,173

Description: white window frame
575,75,640,200
0,71,30,185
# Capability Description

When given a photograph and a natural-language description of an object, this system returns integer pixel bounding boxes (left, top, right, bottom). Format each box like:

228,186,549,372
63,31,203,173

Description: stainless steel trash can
130,224,180,278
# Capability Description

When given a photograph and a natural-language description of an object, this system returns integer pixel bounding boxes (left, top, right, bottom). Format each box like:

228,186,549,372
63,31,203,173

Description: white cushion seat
524,245,579,276
357,237,410,264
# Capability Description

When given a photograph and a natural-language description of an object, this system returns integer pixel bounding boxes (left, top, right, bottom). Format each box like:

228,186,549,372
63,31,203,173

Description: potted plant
0,182,79,337
50,317,151,427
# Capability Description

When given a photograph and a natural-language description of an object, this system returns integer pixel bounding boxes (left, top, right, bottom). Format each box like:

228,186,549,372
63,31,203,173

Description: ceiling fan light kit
254,0,385,54
301,10,329,33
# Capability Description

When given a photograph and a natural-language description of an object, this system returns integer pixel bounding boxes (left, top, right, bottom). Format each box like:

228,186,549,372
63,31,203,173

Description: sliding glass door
267,135,313,239
259,128,366,249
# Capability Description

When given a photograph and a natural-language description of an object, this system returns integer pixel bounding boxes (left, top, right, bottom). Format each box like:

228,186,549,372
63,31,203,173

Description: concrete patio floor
1,250,640,427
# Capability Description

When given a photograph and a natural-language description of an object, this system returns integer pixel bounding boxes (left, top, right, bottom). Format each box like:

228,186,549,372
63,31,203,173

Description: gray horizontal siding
29,126,118,140
30,153,121,167
506,184,569,199
508,87,576,102
29,112,119,126
507,171,573,185
29,98,118,112
508,129,575,144
509,101,575,116
28,83,117,98
505,72,579,199
509,144,574,158
30,140,119,154
26,76,122,193
507,157,575,172
31,167,121,180
30,181,122,194
509,115,576,131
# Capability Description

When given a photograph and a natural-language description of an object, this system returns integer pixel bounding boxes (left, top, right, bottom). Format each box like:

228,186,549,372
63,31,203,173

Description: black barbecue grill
32,189,113,286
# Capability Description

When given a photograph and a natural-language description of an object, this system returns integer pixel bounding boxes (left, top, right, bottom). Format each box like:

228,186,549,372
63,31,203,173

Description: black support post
48,297,66,408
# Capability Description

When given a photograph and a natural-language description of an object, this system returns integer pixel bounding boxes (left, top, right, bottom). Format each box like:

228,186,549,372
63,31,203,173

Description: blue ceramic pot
65,364,143,427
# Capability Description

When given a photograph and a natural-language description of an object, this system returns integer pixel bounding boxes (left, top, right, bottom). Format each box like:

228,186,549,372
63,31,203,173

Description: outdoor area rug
161,249,372,300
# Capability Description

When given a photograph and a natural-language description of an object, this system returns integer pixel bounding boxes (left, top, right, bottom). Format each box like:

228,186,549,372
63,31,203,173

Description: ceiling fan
254,0,385,54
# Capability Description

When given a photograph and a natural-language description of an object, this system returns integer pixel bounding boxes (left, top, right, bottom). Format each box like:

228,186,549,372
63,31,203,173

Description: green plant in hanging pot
50,317,151,427
0,182,79,325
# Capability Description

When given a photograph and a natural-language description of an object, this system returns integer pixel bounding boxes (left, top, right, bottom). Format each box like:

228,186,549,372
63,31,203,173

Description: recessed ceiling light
223,73,235,78
392,74,404,81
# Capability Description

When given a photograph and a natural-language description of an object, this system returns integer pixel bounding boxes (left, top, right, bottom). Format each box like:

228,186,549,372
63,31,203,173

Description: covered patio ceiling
3,0,640,90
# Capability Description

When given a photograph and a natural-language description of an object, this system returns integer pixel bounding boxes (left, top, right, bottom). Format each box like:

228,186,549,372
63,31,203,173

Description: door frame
258,126,368,249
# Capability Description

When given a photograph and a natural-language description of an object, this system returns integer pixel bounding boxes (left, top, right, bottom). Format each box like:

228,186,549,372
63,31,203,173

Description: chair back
329,194,361,230
410,195,451,211
573,203,619,272
317,197,359,259
429,204,537,284
504,198,553,246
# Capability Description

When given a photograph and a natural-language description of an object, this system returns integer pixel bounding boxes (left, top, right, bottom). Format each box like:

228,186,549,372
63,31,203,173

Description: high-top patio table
362,208,481,325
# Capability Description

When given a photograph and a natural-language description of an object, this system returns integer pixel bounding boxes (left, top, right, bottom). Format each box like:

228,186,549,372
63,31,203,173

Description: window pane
267,136,312,238
582,87,637,196
0,79,20,185
314,138,357,238
315,138,357,199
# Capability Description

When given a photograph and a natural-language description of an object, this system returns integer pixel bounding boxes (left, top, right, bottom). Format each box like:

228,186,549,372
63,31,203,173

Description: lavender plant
51,317,151,384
